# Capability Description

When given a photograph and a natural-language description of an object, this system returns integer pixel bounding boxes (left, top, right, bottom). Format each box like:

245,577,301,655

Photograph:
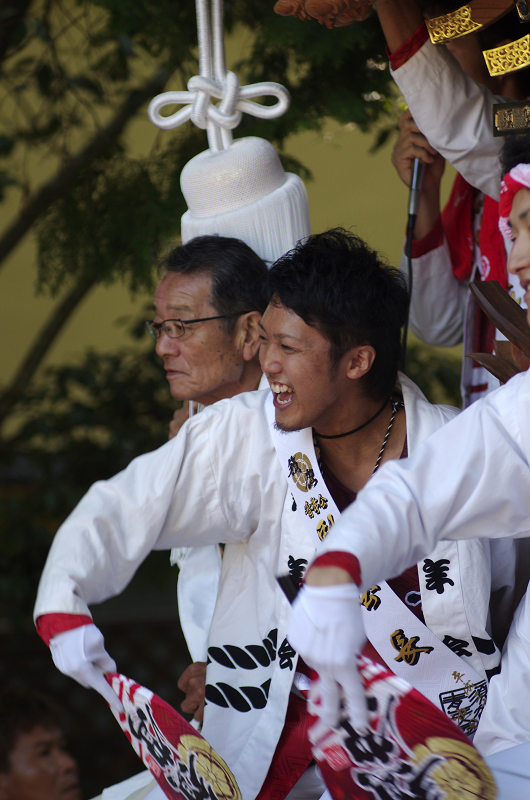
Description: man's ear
344,345,376,380
236,312,262,361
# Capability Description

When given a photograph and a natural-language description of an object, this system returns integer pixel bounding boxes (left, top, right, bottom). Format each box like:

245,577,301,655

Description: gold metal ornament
493,100,530,136
426,6,482,44
484,34,530,76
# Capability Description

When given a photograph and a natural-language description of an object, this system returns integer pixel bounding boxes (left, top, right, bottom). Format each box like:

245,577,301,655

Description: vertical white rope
212,0,226,81
195,0,212,78
195,0,222,151
212,0,232,149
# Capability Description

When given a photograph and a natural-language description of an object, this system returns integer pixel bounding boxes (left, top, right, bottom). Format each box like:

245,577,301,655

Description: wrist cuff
387,23,429,71
36,613,93,647
308,552,361,585
407,215,444,258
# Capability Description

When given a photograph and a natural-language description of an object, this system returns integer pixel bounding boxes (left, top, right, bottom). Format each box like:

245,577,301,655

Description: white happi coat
391,36,506,200
35,375,501,798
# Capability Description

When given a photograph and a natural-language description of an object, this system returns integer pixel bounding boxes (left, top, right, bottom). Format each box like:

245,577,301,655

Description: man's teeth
270,383,293,406
271,383,293,394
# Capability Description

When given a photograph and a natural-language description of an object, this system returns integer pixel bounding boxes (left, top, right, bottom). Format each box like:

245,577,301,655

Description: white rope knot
148,71,290,141
147,0,289,151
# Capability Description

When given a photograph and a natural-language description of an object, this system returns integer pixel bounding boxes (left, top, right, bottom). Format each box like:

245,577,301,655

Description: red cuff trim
408,216,443,258
387,22,429,71
308,552,361,586
36,613,93,647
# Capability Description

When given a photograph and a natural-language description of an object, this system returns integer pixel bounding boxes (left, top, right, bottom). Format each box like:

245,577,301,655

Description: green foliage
2,1,398,298
405,341,462,408
36,128,206,294
0,337,178,625
2,1,396,210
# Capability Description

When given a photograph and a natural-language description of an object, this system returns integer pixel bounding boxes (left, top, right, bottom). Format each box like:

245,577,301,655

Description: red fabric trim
471,383,489,394
480,196,508,290
386,23,429,70
409,216,443,258
441,173,475,281
441,174,507,290
255,692,313,800
36,613,93,647
308,552,361,586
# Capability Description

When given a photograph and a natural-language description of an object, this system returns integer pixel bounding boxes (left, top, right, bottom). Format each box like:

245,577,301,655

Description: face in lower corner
0,727,82,800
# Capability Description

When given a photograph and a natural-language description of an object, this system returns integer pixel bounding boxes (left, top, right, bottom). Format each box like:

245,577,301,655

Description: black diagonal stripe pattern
208,629,278,670
205,679,272,713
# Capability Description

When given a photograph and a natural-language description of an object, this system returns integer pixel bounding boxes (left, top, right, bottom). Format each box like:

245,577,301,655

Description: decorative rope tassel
147,0,311,264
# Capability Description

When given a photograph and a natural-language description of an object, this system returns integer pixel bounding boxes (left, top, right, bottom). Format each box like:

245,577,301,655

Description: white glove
50,623,124,712
287,583,368,729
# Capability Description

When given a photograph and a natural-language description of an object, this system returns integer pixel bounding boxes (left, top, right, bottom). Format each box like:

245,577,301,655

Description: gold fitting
483,34,530,77
493,101,530,136
426,5,481,44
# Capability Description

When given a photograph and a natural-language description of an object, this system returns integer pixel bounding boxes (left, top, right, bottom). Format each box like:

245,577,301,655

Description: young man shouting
34,229,503,800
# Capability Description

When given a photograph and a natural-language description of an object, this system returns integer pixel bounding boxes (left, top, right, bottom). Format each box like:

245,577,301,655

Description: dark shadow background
1,551,192,800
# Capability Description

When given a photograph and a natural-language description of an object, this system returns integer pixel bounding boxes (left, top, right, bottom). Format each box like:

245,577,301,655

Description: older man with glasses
148,234,268,417
145,234,269,723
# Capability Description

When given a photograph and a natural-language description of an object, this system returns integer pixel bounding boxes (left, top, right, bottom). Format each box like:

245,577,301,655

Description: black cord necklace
314,396,389,440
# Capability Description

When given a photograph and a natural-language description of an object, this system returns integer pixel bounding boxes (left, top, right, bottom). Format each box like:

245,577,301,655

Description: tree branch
0,272,98,430
0,69,169,269
0,0,34,68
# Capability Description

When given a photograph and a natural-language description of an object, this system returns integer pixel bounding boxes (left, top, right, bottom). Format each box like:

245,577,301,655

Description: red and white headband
499,163,530,239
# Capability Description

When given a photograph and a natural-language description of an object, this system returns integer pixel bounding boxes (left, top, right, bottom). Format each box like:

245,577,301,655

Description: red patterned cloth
255,693,314,800
442,173,507,288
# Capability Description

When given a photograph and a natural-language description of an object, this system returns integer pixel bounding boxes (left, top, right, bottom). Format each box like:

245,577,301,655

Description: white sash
266,393,486,736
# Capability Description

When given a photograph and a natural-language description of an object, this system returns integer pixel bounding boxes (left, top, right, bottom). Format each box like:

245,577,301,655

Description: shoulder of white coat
182,388,272,450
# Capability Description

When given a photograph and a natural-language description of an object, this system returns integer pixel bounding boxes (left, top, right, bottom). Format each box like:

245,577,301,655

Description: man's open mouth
270,383,294,406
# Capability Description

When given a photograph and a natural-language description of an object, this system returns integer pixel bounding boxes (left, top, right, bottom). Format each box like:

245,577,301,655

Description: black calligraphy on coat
422,558,454,594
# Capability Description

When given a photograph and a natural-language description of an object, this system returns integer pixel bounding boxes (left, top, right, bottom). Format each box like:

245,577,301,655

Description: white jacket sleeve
34,398,261,621
318,370,530,590
399,238,468,347
392,39,506,200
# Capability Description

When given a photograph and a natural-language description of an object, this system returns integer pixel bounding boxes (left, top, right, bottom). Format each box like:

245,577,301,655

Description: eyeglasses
145,312,250,340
